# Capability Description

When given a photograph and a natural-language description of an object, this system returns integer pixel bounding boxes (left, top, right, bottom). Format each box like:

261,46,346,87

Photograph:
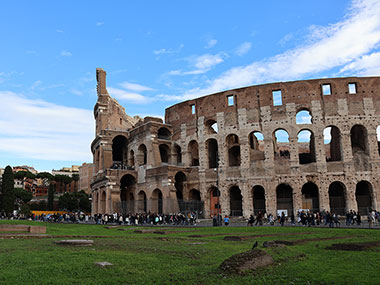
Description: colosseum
91,68,380,218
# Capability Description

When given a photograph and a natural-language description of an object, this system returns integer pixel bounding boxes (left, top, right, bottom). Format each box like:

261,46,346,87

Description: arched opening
188,140,199,166
205,119,218,134
112,135,128,167
226,134,241,166
298,129,316,164
249,132,265,161
159,144,170,164
206,138,218,168
296,110,312,124
301,182,319,212
252,185,266,214
189,189,201,201
273,129,290,159
209,187,220,217
351,125,369,171
151,189,163,214
230,186,242,216
137,144,147,166
276,184,293,216
100,191,106,214
324,126,342,162
174,172,186,201
137,191,147,213
120,174,136,215
128,150,135,169
174,144,182,165
356,181,373,215
158,127,171,140
329,182,346,215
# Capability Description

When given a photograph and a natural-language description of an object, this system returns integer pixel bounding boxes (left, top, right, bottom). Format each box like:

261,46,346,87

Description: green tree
1,166,16,216
36,172,54,181
47,183,55,210
14,188,33,204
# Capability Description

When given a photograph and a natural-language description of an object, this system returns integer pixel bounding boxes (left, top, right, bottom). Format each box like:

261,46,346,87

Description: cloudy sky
1,0,380,171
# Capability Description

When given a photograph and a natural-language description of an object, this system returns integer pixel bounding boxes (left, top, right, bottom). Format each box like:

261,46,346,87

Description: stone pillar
293,183,302,213
241,182,250,218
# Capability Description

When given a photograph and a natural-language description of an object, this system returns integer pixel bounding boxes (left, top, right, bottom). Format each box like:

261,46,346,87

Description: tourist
247,215,255,226
224,215,230,226
280,212,285,226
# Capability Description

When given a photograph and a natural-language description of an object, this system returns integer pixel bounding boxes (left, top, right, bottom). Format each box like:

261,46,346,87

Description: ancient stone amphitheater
91,68,380,218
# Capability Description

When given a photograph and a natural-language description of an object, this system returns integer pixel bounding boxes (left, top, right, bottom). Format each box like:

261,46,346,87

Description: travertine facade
91,68,380,218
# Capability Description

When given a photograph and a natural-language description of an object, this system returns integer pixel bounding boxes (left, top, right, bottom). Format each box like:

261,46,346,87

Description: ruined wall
92,71,380,218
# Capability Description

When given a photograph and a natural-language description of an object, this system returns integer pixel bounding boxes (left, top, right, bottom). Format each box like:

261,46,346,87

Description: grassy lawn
0,220,379,284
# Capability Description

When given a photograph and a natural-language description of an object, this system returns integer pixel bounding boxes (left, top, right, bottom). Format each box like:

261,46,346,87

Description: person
256,211,263,226
247,215,255,226
280,212,285,226
224,215,230,226
357,212,361,226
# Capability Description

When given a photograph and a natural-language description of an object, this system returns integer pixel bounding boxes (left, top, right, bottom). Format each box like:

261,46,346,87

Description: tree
47,183,55,211
14,188,33,204
1,166,16,216
36,172,54,181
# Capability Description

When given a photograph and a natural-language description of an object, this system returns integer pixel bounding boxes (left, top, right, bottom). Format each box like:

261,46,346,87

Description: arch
301,182,319,212
296,109,312,124
112,135,128,166
324,126,342,161
189,189,201,201
328,181,346,215
226,134,241,166
159,144,170,164
174,144,182,165
120,174,136,214
249,132,265,161
137,190,147,213
128,150,135,168
252,185,266,214
206,138,218,168
273,129,290,159
230,185,242,216
205,119,218,134
355,181,373,215
158,127,171,140
188,140,199,166
298,129,316,164
351,125,369,171
209,186,221,217
137,144,147,165
174,171,186,201
151,189,163,214
276,183,293,216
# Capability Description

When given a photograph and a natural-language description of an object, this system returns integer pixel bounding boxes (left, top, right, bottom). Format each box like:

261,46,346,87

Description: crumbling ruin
91,68,380,218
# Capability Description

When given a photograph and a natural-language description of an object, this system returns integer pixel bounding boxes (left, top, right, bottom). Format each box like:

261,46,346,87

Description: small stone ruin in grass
95,261,113,267
55,240,94,247
220,249,274,275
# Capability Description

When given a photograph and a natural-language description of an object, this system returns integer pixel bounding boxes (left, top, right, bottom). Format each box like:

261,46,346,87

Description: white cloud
60,50,72,57
0,91,93,162
205,39,217,49
235,42,252,56
56,29,64,33
162,0,380,101
153,44,184,56
70,89,83,96
96,22,104,26
107,87,150,104
339,51,380,75
118,82,154,92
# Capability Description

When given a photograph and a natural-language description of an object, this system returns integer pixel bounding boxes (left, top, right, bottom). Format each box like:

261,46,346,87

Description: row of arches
207,180,374,217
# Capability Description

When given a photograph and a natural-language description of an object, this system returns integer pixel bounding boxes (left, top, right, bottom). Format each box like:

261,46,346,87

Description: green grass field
0,220,379,284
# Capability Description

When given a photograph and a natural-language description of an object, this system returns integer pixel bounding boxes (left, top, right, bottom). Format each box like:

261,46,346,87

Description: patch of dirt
326,241,380,251
222,232,313,241
220,249,273,275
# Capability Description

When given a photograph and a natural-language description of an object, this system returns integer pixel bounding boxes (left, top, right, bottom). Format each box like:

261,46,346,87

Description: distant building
79,163,94,195
13,165,38,175
52,165,80,177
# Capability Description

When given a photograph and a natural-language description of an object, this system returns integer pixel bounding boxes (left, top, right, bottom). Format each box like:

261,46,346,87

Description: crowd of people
1,209,380,228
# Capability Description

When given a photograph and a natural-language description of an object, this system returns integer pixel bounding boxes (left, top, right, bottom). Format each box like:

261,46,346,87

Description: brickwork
91,68,380,218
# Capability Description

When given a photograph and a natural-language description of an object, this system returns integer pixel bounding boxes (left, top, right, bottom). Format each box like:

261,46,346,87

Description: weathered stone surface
55,240,94,246
0,225,46,234
29,226,46,234
91,70,380,218
220,249,274,274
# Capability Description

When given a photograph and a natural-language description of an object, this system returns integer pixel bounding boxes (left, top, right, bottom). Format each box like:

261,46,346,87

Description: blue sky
1,0,380,172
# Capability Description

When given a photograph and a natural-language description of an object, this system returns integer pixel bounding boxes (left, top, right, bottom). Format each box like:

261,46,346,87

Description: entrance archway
252,185,266,214
276,184,293,216
329,182,346,215
137,191,147,213
301,182,319,212
356,181,373,215
230,186,242,216
120,174,136,214
151,189,163,214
